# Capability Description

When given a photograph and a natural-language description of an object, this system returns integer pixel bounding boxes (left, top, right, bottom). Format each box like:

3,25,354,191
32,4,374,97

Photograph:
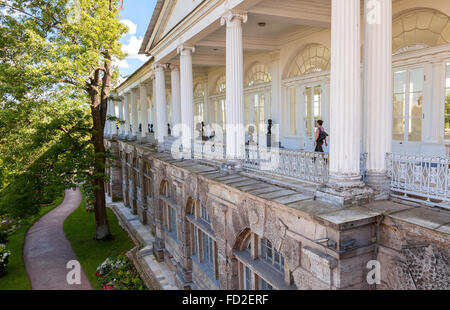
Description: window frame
392,65,425,143
444,61,450,141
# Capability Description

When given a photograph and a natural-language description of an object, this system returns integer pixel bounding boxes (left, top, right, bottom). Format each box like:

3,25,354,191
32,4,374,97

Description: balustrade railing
387,153,449,206
243,145,330,184
165,138,450,207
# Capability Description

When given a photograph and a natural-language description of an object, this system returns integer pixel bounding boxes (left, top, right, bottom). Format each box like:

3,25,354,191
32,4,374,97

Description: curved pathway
23,188,92,290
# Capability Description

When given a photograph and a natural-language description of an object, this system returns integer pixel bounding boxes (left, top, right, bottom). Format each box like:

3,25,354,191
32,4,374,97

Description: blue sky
117,0,157,77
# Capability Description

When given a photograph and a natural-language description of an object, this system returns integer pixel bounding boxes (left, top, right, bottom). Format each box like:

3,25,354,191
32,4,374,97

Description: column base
315,175,373,208
365,171,391,200
157,142,165,153
221,160,243,173
127,134,137,141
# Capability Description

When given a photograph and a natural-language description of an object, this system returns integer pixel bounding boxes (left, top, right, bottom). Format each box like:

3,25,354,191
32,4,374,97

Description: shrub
0,244,11,276
95,255,146,290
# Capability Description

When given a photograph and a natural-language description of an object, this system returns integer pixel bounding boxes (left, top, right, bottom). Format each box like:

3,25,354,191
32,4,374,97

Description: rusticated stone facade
105,138,450,290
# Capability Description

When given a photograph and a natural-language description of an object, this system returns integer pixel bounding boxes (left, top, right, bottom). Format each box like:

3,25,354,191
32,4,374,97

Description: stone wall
105,139,450,290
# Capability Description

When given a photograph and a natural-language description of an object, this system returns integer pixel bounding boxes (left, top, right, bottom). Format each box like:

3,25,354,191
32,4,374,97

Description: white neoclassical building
105,0,450,207
104,0,450,290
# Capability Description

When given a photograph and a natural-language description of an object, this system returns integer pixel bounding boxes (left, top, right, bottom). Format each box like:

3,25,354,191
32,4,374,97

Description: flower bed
96,255,146,290
0,215,21,243
0,244,11,277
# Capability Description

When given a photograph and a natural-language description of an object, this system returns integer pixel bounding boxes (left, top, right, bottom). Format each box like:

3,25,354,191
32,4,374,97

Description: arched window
187,201,217,280
214,75,226,94
245,63,271,87
194,82,206,99
286,44,331,79
393,9,450,54
233,230,293,290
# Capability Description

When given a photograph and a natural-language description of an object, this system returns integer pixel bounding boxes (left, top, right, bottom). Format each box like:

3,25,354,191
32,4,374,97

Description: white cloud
121,35,149,62
120,19,137,35
113,58,130,69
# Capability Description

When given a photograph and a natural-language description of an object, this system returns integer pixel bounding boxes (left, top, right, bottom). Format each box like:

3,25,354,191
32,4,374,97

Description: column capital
152,63,168,72
177,45,195,56
169,64,180,72
220,10,248,26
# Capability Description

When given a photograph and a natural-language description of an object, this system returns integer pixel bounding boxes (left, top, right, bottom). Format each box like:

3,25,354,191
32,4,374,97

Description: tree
0,0,128,239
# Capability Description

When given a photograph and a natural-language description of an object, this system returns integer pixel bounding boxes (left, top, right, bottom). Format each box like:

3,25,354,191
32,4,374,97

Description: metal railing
192,140,226,162
387,153,449,205
243,145,330,184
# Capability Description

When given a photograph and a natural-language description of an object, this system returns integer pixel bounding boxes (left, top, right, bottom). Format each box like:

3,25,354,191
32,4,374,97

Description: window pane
409,68,424,92
289,88,296,135
446,63,450,88
305,87,313,137
259,277,273,290
259,94,265,134
392,94,405,141
394,71,406,94
245,266,252,290
313,86,321,120
192,226,197,255
446,89,450,140
408,92,422,142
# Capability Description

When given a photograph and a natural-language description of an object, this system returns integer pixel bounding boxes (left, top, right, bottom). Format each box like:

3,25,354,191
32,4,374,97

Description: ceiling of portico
196,12,324,54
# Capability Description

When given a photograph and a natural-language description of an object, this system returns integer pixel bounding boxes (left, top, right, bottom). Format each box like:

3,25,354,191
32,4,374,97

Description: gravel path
23,188,92,290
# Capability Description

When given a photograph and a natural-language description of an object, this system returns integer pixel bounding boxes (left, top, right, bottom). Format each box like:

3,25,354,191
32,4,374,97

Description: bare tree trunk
88,66,112,240
91,104,112,240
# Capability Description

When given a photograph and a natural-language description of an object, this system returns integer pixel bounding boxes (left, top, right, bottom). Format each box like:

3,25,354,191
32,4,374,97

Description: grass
63,189,134,290
0,193,65,290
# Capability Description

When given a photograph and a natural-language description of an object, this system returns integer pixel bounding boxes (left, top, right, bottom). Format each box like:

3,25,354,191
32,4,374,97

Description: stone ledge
107,199,179,290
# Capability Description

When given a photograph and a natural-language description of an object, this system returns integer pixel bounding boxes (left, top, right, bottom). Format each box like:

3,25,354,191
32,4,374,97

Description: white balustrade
387,153,449,208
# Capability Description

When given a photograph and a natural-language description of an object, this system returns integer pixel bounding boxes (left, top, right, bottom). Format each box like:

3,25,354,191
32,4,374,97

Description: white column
140,84,149,139
118,98,124,136
124,92,130,137
151,77,156,134
429,61,445,143
178,46,195,154
153,63,168,149
221,11,247,162
110,100,118,136
269,50,281,147
329,0,362,187
170,65,181,136
363,0,392,188
131,88,139,138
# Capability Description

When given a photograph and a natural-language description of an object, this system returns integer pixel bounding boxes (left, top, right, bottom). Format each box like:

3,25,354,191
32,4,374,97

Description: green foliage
0,0,128,225
63,188,135,289
0,191,63,289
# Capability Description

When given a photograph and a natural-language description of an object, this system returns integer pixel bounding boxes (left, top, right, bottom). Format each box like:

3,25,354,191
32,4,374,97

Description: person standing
314,120,328,152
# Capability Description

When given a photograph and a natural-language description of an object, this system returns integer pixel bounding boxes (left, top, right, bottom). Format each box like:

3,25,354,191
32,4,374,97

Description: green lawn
0,193,65,290
63,190,134,290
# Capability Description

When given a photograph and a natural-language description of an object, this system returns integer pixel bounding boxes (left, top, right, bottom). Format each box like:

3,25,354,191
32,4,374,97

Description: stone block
301,246,337,285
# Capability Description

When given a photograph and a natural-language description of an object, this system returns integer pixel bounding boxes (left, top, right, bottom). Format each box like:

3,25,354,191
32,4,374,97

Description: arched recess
159,179,169,197
184,197,196,258
214,74,226,95
194,81,206,99
393,8,450,54
232,227,252,251
245,62,271,87
284,43,331,79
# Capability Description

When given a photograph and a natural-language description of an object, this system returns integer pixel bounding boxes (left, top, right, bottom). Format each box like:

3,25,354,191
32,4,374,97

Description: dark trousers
315,141,324,153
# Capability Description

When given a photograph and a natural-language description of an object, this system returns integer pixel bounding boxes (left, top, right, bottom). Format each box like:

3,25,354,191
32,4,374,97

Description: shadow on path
23,188,92,290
